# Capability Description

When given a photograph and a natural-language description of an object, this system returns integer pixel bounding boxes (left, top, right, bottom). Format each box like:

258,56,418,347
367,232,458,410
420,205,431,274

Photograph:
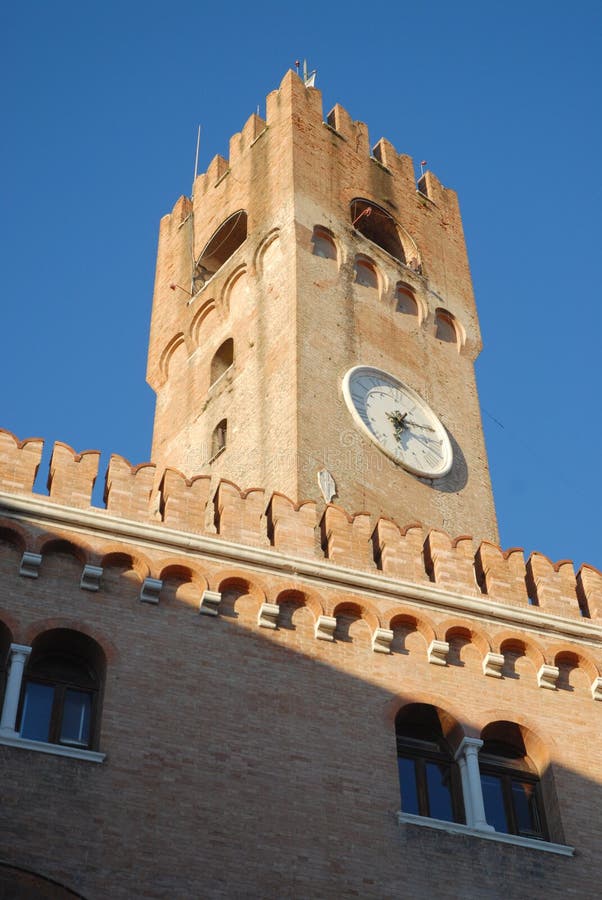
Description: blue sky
1,1,600,572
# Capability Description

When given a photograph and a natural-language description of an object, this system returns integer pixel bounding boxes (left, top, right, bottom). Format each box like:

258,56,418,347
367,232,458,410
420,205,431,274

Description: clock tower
147,70,498,544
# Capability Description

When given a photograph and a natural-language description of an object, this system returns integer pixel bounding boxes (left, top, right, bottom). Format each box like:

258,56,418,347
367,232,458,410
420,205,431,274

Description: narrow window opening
311,227,337,261
210,339,234,387
354,258,378,289
435,310,458,344
211,419,227,460
395,283,418,316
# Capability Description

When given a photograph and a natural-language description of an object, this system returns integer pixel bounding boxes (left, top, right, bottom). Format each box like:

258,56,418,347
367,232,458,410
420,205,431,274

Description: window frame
397,738,465,825
479,756,548,841
18,676,98,750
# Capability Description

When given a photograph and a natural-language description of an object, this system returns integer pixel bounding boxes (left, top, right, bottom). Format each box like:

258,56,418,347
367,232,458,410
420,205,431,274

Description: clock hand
404,420,436,432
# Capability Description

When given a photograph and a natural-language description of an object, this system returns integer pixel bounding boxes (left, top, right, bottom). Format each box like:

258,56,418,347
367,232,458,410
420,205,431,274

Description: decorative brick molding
140,577,163,605
372,627,394,654
537,664,560,690
199,590,222,617
427,639,449,666
482,651,505,678
80,564,103,592
315,615,337,642
19,551,42,578
257,602,280,629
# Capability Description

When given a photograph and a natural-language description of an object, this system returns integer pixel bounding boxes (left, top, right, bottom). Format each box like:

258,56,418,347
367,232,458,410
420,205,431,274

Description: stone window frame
0,641,105,763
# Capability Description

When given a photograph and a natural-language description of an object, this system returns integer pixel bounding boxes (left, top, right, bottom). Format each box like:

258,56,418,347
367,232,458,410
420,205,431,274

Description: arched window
350,198,406,264
18,630,104,750
354,256,378,289
395,283,419,316
211,419,227,459
194,210,247,291
210,339,234,386
435,309,458,344
396,703,464,824
311,226,337,261
479,722,547,840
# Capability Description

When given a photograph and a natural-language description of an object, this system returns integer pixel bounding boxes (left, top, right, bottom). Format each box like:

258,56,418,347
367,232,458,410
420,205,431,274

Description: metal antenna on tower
192,125,201,193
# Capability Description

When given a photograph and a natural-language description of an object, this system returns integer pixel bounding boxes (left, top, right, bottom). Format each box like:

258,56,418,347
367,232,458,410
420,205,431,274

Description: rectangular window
20,682,54,742
60,689,92,747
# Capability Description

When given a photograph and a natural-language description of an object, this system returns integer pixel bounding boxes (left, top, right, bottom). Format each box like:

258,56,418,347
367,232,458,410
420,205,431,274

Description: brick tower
147,70,498,544
0,71,601,899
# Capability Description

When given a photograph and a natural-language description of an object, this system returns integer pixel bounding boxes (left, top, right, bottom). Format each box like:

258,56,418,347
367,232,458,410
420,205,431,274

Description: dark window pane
20,682,54,742
60,689,92,746
481,773,509,833
425,762,454,822
398,757,420,814
512,780,543,837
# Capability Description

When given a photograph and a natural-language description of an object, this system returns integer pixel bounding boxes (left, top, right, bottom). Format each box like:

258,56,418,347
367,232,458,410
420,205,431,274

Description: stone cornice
1,491,601,649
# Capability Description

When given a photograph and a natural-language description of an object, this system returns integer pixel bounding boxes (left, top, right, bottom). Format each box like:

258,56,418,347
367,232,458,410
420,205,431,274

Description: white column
455,736,494,832
0,643,32,736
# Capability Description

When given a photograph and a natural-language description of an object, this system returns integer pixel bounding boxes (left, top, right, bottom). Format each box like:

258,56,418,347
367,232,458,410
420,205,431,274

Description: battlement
1,428,600,624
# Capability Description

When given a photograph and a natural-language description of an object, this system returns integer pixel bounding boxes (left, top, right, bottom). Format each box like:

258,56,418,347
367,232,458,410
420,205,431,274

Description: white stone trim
315,615,337,641
483,651,505,678
80,564,103,592
537,664,559,690
372,627,394,654
199,589,222,616
427,639,449,666
0,643,32,735
0,491,600,648
0,733,105,763
591,676,602,701
140,577,162,604
19,551,42,578
396,812,574,856
454,737,493,832
258,602,279,629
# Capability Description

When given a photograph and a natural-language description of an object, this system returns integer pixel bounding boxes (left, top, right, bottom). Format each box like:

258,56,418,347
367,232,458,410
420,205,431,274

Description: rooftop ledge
397,811,574,856
1,490,600,648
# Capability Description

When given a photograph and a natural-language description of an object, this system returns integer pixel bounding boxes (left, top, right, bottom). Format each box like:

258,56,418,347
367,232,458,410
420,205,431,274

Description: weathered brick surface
0,513,600,898
0,72,600,900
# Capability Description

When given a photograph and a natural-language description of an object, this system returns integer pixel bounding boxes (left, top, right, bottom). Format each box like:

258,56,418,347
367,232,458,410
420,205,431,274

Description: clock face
342,366,453,478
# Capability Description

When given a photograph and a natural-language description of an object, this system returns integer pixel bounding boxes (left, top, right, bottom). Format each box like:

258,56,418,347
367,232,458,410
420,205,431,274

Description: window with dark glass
396,704,464,824
17,630,103,750
479,722,547,840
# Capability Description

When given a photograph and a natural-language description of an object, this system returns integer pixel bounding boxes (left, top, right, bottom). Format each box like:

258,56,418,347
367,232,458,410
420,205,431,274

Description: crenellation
527,553,582,619
206,153,229,187
159,468,211,533
229,112,267,167
476,542,530,607
320,505,374,569
213,481,269,547
372,519,427,582
577,564,602,619
47,442,100,509
0,429,43,495
424,530,480,596
266,493,317,558
104,455,156,521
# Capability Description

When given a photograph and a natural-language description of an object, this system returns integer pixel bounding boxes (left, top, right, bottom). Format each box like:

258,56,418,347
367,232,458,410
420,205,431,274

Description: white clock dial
342,366,453,478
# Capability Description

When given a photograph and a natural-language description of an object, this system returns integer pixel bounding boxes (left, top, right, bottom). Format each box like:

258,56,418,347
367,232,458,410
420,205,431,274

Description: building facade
0,71,601,899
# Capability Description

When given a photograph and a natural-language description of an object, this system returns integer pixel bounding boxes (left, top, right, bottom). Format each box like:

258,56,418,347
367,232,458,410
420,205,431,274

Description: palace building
0,71,601,898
